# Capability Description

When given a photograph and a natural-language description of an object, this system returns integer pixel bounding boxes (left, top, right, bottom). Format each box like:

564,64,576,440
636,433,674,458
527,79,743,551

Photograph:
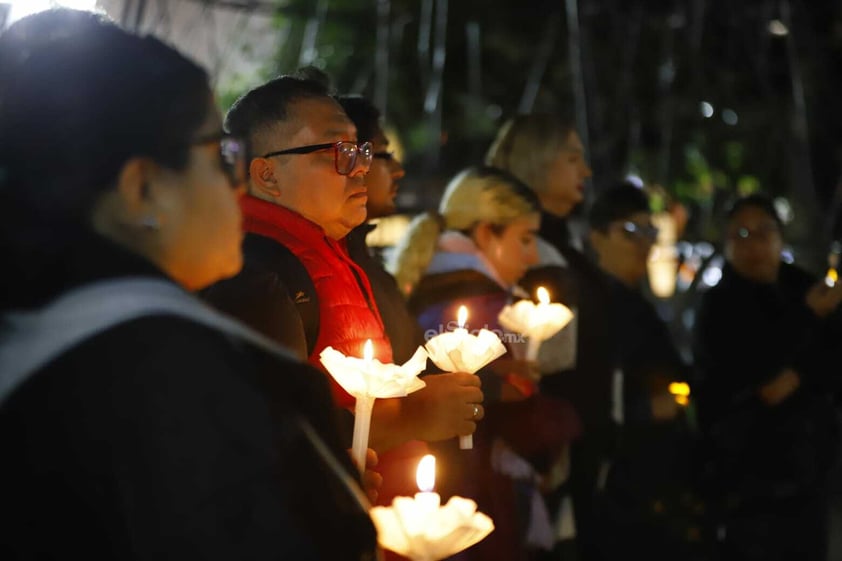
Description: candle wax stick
447,347,474,449
352,394,375,473
525,337,541,362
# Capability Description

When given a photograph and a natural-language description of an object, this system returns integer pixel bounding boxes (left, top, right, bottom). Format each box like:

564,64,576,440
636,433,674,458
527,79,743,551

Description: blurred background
2,0,841,345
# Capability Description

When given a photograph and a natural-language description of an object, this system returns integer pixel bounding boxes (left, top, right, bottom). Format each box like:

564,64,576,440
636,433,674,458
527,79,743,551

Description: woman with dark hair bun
0,10,375,561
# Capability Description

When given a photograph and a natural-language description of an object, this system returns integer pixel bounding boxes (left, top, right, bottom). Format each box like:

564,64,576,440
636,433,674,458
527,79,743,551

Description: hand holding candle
424,306,506,449
320,340,429,471
369,454,495,561
498,286,574,361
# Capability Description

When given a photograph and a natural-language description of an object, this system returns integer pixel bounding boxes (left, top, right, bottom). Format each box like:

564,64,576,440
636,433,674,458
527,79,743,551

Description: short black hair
0,9,209,229
588,181,651,232
224,75,331,144
335,95,381,144
725,193,783,230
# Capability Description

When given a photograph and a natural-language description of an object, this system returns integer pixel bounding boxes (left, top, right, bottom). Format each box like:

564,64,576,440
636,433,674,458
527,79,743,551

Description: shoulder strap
0,277,296,405
244,234,320,355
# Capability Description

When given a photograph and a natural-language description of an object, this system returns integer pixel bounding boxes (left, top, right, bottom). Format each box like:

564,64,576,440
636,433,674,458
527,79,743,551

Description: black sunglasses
262,140,373,176
193,132,248,188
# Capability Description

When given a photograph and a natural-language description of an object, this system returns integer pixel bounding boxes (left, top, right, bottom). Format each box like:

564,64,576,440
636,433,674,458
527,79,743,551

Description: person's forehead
288,97,356,139
620,211,652,224
730,206,777,226
560,131,584,153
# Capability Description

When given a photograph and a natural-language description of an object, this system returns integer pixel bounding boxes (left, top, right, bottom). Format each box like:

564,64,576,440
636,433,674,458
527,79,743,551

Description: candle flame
457,306,468,329
416,454,436,492
536,286,550,305
363,339,373,363
674,395,689,406
668,382,690,397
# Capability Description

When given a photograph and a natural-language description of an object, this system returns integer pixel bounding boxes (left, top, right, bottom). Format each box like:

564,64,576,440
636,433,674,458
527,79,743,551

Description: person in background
335,94,447,511
692,193,842,561
587,182,712,561
486,114,619,561
336,94,425,365
201,75,484,507
390,166,581,561
0,10,376,560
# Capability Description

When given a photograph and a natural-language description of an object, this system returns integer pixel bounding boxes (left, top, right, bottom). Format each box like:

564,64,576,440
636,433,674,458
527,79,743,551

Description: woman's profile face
480,212,541,286
155,102,245,290
540,131,592,217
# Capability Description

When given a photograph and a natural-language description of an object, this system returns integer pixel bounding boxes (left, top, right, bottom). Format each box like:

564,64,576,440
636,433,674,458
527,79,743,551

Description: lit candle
424,305,507,450
350,340,376,472
320,340,429,471
526,287,551,360
369,453,495,561
409,454,441,532
454,307,474,451
498,286,574,362
456,305,468,333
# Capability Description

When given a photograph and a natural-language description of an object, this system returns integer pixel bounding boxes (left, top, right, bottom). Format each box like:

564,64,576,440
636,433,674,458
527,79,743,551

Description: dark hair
0,8,109,86
0,9,210,300
224,75,331,145
588,181,651,232
725,193,783,230
335,95,381,143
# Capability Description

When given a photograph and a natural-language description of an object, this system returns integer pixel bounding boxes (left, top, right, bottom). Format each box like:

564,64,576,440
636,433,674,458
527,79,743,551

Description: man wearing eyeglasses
202,75,484,501
585,182,709,560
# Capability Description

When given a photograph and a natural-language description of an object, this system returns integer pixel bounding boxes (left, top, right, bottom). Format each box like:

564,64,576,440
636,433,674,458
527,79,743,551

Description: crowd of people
2,8,842,561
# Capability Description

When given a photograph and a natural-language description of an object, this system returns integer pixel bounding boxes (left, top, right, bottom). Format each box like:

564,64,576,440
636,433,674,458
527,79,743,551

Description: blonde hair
484,114,576,194
388,166,540,294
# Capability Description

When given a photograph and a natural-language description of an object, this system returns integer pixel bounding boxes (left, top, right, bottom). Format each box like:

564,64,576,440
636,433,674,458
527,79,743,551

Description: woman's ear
249,157,282,198
91,157,162,235
113,157,159,223
472,221,494,251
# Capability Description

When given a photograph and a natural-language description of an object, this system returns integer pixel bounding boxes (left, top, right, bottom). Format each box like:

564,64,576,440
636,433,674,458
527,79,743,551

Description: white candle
456,305,468,333
424,305,507,451
498,286,573,363
351,340,376,471
369,452,495,560
320,340,429,472
454,306,473,450
409,454,441,532
525,287,550,361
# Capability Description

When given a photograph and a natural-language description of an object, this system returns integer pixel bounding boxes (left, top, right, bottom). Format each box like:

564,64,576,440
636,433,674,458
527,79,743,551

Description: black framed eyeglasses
262,140,373,176
617,221,659,242
193,132,248,188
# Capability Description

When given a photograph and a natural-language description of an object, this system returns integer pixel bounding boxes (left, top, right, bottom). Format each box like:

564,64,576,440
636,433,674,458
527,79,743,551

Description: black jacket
522,212,621,446
346,223,425,364
0,235,376,560
692,262,841,498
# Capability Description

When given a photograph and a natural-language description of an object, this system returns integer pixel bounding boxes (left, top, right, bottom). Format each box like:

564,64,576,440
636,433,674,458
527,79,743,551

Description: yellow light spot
669,382,691,397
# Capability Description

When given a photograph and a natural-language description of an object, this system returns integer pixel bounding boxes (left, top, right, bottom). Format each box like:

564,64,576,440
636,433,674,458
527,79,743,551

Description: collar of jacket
240,195,345,252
